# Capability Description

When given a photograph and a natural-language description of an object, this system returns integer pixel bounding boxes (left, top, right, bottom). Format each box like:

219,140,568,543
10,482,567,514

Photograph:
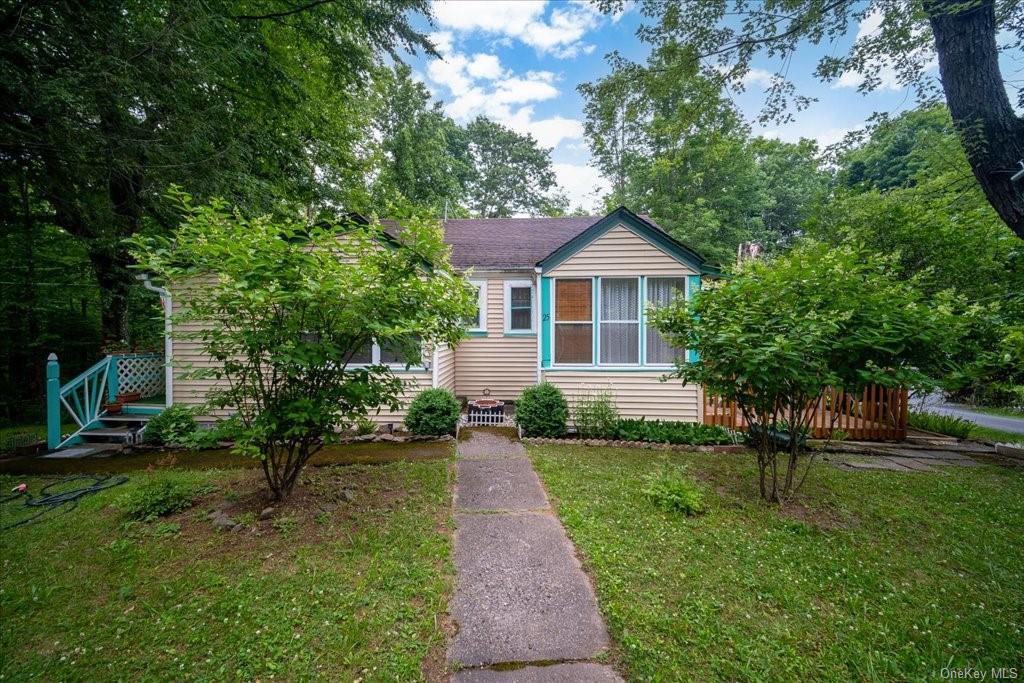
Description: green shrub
120,477,214,521
614,418,734,445
908,411,973,439
354,416,377,436
179,416,241,450
573,391,619,439
404,388,460,436
643,469,705,516
515,383,569,437
144,405,198,446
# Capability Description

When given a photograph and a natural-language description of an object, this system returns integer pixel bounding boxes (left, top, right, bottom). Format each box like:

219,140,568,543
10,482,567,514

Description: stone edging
521,437,747,453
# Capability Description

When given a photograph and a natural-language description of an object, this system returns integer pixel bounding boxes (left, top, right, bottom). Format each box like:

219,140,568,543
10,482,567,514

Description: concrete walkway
448,428,621,682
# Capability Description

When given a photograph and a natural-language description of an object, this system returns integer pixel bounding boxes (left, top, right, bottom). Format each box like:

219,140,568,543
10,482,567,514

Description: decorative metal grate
116,353,165,399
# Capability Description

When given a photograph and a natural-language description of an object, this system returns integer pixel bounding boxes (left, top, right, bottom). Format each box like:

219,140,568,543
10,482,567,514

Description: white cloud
429,30,454,56
466,53,504,80
553,163,610,212
432,0,601,58
742,68,775,89
759,124,862,149
503,108,584,148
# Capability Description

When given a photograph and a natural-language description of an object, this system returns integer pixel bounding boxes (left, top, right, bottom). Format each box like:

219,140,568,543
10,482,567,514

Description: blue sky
404,1,943,211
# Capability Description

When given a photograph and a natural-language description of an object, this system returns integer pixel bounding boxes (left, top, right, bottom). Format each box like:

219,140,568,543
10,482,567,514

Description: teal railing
46,352,165,450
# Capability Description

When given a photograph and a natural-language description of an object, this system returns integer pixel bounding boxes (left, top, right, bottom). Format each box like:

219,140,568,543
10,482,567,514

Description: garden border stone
520,437,746,453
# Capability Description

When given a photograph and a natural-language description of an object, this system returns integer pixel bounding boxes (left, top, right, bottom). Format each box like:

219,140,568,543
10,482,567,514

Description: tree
1,0,435,341
596,0,1024,239
128,196,474,499
464,117,560,217
370,65,473,216
751,137,829,248
652,242,954,502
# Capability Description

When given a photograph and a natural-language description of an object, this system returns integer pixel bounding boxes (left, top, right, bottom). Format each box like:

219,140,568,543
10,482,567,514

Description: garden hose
0,474,128,531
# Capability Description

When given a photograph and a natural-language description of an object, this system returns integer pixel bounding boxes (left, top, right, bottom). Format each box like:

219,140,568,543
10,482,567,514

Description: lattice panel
116,354,165,398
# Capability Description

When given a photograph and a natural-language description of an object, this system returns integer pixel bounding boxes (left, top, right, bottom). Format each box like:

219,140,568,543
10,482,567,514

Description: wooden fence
703,385,908,441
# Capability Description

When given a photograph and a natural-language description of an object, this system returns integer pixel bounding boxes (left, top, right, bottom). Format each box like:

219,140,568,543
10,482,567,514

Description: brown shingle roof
438,216,604,269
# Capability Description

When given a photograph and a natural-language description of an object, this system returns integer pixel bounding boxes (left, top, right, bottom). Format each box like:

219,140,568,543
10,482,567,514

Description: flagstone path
448,428,622,682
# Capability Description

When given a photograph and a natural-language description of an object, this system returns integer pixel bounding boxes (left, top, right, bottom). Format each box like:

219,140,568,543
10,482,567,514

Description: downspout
534,266,542,385
138,274,173,407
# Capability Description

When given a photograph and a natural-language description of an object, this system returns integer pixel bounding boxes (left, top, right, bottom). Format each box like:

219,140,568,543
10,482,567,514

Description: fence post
107,355,119,404
46,353,61,450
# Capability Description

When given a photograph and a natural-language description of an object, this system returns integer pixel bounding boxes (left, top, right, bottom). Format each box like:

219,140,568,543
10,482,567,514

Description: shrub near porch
530,444,1024,682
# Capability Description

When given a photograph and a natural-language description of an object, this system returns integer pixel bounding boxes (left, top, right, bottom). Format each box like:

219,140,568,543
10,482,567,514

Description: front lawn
530,445,1024,682
1,460,454,681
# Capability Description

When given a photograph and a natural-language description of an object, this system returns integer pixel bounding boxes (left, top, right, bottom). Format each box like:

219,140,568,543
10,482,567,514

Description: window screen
554,279,593,364
509,285,532,331
645,277,686,364
599,278,639,364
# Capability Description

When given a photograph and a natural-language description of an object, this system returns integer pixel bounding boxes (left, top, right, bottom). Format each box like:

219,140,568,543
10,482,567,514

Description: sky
403,0,946,212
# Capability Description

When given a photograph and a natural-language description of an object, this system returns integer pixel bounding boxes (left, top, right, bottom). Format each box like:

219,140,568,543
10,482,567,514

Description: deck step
100,414,152,424
78,427,135,442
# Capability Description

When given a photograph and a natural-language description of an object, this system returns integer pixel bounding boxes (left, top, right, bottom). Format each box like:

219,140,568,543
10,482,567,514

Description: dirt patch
423,612,457,682
779,500,853,531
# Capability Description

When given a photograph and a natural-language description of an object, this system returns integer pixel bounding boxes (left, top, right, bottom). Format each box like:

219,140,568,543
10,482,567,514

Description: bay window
645,277,687,365
554,278,593,364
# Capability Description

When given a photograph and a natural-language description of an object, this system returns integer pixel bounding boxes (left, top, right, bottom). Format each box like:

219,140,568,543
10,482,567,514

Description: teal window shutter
687,275,701,363
541,277,552,368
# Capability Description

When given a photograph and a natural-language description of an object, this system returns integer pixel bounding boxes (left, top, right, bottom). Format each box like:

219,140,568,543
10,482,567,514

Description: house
167,206,721,427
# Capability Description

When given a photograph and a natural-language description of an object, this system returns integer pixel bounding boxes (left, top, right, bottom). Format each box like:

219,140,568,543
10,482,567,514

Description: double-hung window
349,337,422,368
599,278,640,365
504,280,534,333
645,277,687,365
554,278,593,364
465,279,487,333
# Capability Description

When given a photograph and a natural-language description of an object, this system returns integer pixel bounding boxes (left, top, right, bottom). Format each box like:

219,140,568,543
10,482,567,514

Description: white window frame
467,278,488,333
504,279,535,334
597,276,641,366
552,277,595,366
348,340,426,371
643,276,688,367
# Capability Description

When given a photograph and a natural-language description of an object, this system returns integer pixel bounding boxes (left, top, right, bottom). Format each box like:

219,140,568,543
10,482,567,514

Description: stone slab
456,458,549,511
458,429,526,459
453,663,624,683
40,445,114,459
449,512,610,667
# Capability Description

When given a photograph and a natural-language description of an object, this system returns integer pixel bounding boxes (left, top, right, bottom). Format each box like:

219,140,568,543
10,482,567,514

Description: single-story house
169,206,721,427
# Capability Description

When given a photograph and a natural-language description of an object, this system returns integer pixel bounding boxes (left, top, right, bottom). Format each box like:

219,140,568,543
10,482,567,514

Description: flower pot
117,391,142,404
104,401,123,415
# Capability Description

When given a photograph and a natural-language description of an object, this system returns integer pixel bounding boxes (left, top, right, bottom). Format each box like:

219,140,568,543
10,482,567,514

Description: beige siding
454,277,538,400
546,224,697,277
434,345,456,391
542,370,702,423
368,371,433,428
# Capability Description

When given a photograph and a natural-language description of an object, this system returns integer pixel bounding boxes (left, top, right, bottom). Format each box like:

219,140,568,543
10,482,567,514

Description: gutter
138,274,173,408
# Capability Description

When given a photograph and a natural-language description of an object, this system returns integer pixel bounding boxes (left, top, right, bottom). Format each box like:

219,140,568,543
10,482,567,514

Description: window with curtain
506,282,533,332
554,279,592,364
645,277,686,364
599,278,639,364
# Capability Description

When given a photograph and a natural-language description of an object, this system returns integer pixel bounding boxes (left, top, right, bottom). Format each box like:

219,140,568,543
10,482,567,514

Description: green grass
968,424,1024,444
530,445,1024,682
1,461,454,681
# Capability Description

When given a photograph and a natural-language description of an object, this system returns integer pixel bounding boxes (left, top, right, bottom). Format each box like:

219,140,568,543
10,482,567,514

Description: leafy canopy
128,194,474,498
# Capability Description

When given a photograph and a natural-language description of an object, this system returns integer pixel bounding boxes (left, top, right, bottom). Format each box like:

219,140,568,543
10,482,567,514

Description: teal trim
121,404,167,415
46,354,60,449
536,207,712,274
687,275,701,363
106,360,118,403
541,277,552,368
639,276,646,366
543,367,675,373
504,332,536,337
591,277,599,365
466,330,488,338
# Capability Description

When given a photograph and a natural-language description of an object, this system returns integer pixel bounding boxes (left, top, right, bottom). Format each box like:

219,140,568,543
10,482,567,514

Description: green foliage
515,383,569,437
573,392,620,439
464,117,561,217
614,419,734,445
120,477,213,521
144,405,199,447
177,417,242,451
653,241,956,501
404,388,461,436
354,417,378,436
643,469,706,516
908,411,973,439
129,197,474,498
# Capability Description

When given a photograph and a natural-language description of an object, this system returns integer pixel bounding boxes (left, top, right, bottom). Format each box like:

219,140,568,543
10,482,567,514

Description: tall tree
370,65,473,216
597,0,1024,239
0,0,434,341
464,117,560,218
752,137,829,248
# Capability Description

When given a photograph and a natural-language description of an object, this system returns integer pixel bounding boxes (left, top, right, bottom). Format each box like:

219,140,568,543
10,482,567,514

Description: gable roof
376,208,719,274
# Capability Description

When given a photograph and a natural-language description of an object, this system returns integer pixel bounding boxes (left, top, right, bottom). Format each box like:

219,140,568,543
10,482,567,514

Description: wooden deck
704,385,908,441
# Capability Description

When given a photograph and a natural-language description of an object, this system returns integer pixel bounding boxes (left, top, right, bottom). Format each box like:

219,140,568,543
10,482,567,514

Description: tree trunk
927,0,1024,238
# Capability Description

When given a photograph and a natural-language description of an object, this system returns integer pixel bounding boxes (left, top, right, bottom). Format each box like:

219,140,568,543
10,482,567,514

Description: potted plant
104,401,124,415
